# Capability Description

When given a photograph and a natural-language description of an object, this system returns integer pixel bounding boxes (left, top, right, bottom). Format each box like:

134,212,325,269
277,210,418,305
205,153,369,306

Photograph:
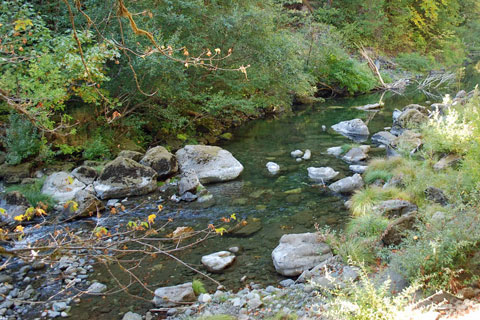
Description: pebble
279,279,295,287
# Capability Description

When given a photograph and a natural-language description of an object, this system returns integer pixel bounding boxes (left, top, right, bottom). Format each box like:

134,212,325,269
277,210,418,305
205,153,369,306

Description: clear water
60,71,480,318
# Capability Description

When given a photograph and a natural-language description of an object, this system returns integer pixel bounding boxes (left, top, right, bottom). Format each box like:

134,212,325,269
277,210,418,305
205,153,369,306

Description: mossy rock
0,162,33,184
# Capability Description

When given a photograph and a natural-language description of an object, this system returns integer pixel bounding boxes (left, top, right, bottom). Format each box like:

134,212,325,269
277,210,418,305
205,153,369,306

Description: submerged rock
307,167,339,182
153,283,196,307
328,174,364,194
201,251,236,272
272,233,332,276
228,218,262,237
331,119,369,142
178,169,200,195
87,282,107,294
41,172,86,203
93,157,157,200
266,162,280,175
290,150,303,158
140,146,178,179
176,145,244,184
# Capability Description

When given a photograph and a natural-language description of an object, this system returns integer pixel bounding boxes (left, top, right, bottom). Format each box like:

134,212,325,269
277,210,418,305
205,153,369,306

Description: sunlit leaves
13,19,32,31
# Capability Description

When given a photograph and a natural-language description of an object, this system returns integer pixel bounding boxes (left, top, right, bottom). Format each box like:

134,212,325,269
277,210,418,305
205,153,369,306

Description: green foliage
6,178,56,209
82,136,111,161
266,312,298,320
324,261,417,320
350,186,410,216
4,114,42,165
395,53,436,73
346,214,390,239
192,279,206,296
321,228,377,265
364,170,393,185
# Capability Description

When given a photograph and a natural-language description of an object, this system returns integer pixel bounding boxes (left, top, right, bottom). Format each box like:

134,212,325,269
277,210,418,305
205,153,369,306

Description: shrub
82,136,111,161
395,52,435,73
364,170,393,185
6,178,56,209
4,114,42,165
346,214,390,239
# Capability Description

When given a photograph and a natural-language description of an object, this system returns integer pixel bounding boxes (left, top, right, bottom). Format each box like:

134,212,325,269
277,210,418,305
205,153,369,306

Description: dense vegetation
1,0,479,165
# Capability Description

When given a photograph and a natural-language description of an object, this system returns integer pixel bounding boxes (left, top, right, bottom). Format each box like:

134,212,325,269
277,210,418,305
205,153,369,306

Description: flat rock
342,147,368,162
176,145,243,184
371,131,396,146
331,119,369,142
41,172,86,203
291,150,303,158
272,233,332,276
307,167,339,182
153,283,196,307
87,282,107,294
376,200,417,218
328,174,364,194
140,146,178,179
201,251,236,272
93,157,157,200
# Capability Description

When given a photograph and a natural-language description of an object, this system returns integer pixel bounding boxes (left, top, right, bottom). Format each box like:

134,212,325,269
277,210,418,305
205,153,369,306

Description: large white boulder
41,172,86,203
272,233,332,276
175,145,243,184
331,119,369,142
307,167,339,182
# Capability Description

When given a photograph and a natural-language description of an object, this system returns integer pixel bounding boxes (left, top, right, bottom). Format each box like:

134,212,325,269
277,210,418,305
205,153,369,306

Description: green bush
6,178,56,209
4,114,42,165
82,136,111,161
395,53,435,73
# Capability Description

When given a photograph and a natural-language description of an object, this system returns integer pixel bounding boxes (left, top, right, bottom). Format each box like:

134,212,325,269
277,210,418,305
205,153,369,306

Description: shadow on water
67,82,478,319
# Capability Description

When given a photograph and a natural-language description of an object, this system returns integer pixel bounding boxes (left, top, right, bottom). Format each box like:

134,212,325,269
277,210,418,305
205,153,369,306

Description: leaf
230,213,236,220
14,19,33,31
14,225,24,233
67,176,74,184
214,227,227,236
148,214,156,224
157,204,163,211
0,208,7,216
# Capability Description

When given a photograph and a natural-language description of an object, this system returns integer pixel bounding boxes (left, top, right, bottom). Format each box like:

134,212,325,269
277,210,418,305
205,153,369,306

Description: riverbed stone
93,157,157,200
0,162,32,184
176,145,244,184
0,191,30,226
290,150,303,158
153,283,196,307
228,218,262,237
178,169,200,195
381,213,416,246
342,147,368,162
140,146,178,179
266,162,280,175
71,166,98,185
397,108,427,128
331,119,369,141
328,174,364,194
307,167,339,182
376,200,417,218
349,165,368,174
87,282,107,294
118,150,143,162
372,131,396,146
41,172,86,203
201,251,236,272
61,190,104,220
302,149,311,160
327,146,343,157
122,311,142,320
272,233,332,276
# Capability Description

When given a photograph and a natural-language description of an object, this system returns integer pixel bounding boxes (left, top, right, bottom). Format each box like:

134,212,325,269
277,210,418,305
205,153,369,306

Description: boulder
61,190,104,220
381,213,416,246
291,150,303,158
327,147,343,157
71,166,98,185
266,162,280,175
393,130,422,153
302,149,312,160
307,167,339,182
433,154,461,171
178,169,200,195
93,157,157,200
201,251,236,272
0,162,32,184
397,109,427,128
331,119,369,142
153,283,196,307
175,145,243,184
328,174,364,194
41,172,86,203
374,267,409,294
122,312,142,320
425,187,448,206
349,165,368,174
372,131,396,146
118,150,143,162
272,233,332,276
0,191,30,226
376,200,417,218
342,147,368,162
140,146,178,179
228,218,262,237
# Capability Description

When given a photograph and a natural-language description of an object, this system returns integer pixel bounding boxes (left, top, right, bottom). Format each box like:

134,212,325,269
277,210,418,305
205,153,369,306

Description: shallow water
62,86,446,319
